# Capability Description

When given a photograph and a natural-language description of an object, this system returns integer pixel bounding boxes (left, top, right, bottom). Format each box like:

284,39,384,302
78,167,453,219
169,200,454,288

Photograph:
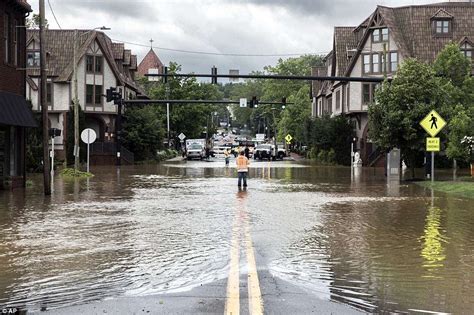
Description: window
336,90,341,110
86,55,94,72
94,85,102,104
372,53,380,73
372,28,388,43
327,97,332,114
362,83,379,105
86,84,94,104
12,19,17,65
363,55,370,73
46,82,52,104
372,29,380,42
27,51,40,67
461,42,472,59
4,15,10,63
95,56,103,73
86,55,103,73
363,84,371,104
390,52,398,72
381,28,389,41
434,20,450,34
86,84,102,105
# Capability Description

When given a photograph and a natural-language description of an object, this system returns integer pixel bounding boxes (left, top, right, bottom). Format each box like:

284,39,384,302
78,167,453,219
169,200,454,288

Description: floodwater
0,159,473,313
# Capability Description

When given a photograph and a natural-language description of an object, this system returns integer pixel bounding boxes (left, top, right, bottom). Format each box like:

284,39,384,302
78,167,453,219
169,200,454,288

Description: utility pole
39,0,51,195
73,30,79,170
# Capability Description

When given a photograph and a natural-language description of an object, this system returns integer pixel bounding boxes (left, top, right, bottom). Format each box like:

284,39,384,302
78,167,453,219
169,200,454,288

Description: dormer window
372,28,388,43
435,20,450,34
461,42,472,59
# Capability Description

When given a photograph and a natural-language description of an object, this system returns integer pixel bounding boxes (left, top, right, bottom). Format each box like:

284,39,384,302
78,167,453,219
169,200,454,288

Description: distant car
186,144,205,160
254,144,273,161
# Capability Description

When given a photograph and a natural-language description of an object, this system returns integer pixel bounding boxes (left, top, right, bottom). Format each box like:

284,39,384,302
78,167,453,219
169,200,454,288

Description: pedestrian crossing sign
420,110,446,137
285,134,292,144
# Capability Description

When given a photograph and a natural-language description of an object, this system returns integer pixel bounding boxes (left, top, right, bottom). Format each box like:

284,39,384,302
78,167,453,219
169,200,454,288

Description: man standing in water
236,151,250,187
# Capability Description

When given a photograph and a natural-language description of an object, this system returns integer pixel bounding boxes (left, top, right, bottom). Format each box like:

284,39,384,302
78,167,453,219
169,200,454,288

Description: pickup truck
186,143,206,160
254,144,287,160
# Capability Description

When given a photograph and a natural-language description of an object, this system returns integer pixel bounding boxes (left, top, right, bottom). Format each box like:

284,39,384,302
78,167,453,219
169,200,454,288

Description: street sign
420,110,446,137
81,128,97,173
81,128,97,144
426,137,440,152
285,134,293,144
178,133,186,141
240,98,247,108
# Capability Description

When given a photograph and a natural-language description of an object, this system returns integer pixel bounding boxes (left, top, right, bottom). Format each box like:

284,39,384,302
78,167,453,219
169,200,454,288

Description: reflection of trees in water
419,206,447,273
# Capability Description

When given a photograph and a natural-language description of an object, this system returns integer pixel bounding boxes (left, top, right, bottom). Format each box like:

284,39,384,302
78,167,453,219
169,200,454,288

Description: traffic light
211,66,217,84
249,96,258,108
105,87,122,104
281,97,286,105
163,66,168,84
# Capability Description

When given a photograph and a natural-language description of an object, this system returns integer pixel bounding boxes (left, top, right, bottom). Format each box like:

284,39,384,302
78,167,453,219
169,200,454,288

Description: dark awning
0,91,37,127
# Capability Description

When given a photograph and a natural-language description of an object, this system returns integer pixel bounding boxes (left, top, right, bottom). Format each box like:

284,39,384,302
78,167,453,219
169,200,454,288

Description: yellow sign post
285,134,293,144
420,110,446,182
420,110,446,137
426,137,440,152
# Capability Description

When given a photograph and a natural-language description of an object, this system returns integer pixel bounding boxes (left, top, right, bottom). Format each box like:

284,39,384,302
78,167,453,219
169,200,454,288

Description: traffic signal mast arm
149,72,387,83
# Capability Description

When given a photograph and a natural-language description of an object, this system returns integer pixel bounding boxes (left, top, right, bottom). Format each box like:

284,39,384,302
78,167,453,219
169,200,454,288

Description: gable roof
138,48,164,77
344,2,474,77
26,30,141,92
334,27,359,77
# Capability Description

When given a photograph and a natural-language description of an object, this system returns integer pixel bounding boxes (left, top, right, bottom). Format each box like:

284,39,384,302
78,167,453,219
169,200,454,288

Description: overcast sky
29,0,450,78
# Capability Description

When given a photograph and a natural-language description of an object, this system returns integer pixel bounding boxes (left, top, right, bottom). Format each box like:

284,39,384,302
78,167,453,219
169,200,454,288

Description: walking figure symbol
429,114,438,129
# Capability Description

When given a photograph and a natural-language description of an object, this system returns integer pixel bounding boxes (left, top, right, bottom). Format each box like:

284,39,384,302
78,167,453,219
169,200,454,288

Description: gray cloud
28,0,446,77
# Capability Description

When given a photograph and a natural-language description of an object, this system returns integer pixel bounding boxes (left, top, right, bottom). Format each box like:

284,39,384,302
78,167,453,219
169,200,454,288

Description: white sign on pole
81,128,97,173
240,98,247,108
81,128,97,144
178,133,186,141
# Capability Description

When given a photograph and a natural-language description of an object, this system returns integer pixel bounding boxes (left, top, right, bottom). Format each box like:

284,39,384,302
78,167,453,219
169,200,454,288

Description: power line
47,0,61,29
111,38,329,57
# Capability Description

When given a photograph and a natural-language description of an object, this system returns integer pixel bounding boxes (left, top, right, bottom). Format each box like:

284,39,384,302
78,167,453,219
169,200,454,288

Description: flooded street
0,160,473,314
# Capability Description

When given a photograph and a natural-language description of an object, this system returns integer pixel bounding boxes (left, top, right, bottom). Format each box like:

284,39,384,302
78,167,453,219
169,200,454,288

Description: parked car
186,143,206,160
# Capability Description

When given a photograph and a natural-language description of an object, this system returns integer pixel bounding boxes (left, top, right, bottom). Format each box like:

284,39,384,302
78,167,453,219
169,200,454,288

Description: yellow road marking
245,225,264,315
225,224,240,314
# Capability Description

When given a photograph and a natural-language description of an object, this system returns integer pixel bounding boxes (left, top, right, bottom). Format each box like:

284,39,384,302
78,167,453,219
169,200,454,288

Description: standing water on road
0,161,473,313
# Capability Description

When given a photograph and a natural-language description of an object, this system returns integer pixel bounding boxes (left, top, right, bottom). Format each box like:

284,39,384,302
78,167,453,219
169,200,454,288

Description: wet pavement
0,158,473,314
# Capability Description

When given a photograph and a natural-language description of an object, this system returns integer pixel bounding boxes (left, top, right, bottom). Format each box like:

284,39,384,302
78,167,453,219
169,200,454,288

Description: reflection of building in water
420,206,447,273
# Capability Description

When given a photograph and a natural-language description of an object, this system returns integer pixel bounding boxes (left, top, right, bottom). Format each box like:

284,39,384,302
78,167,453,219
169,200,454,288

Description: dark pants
238,171,247,187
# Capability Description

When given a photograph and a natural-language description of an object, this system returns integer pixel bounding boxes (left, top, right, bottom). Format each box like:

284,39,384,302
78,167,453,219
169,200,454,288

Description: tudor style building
25,29,143,162
0,0,36,189
312,2,474,166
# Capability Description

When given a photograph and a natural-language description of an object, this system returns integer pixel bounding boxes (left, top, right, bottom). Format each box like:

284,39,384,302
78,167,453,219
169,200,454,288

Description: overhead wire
111,38,329,57
47,0,62,29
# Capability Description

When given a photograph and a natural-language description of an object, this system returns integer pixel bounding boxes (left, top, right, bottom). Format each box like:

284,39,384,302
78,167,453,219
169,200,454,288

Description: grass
417,180,474,199
60,168,94,179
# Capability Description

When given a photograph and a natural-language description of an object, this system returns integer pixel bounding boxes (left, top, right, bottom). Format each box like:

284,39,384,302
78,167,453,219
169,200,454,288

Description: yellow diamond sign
420,110,446,137
285,134,293,143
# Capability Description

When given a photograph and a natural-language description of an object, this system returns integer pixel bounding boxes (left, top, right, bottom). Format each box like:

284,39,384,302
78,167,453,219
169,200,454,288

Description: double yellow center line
225,192,264,315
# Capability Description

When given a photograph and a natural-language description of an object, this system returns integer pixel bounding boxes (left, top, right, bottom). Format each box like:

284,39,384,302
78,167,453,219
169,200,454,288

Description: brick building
0,0,36,189
137,47,164,78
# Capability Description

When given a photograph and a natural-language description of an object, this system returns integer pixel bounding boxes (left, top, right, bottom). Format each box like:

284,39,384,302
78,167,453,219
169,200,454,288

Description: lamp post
73,26,110,170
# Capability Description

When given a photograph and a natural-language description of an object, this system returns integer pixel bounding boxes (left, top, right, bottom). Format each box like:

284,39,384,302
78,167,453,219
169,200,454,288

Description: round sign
81,128,97,144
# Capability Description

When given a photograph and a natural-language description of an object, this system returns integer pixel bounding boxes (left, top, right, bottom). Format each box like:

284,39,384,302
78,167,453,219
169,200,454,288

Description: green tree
140,62,225,144
26,13,48,29
433,43,474,163
122,106,164,161
368,58,446,178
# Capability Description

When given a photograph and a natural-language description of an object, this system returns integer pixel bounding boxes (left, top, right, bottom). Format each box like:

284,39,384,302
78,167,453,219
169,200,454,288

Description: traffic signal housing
163,66,168,84
211,66,217,84
105,87,122,104
249,96,258,108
